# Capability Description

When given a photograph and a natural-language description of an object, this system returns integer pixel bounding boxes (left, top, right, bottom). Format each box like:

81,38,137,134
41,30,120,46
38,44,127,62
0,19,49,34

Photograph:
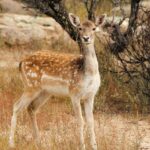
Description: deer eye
93,27,96,31
78,27,82,31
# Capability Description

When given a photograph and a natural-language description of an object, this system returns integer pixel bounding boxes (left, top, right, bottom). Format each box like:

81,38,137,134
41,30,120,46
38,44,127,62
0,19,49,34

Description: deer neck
82,43,99,75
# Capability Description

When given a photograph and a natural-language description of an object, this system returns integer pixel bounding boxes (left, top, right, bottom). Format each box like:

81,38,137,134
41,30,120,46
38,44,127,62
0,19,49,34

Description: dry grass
0,30,149,149
0,62,150,150
0,99,150,150
0,6,149,148
0,36,149,149
0,0,150,149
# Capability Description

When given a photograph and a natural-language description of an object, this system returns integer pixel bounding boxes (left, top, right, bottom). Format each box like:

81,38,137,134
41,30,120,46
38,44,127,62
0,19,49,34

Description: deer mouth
82,39,92,44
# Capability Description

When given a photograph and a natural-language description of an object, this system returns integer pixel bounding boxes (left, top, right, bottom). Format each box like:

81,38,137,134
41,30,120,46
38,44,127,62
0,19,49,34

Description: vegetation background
0,0,150,149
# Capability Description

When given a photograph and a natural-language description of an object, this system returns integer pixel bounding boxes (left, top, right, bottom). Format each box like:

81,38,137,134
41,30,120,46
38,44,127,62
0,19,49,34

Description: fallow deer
9,13,106,150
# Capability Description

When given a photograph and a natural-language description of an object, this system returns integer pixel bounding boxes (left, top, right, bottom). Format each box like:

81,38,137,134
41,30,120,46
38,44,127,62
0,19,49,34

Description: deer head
69,13,106,44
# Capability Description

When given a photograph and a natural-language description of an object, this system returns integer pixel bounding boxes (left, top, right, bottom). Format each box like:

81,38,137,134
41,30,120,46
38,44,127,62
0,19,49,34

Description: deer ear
69,13,80,27
95,14,107,26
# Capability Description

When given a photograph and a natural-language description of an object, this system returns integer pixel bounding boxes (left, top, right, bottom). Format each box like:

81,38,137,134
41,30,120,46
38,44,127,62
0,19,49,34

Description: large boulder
0,0,35,15
113,0,150,17
0,13,65,46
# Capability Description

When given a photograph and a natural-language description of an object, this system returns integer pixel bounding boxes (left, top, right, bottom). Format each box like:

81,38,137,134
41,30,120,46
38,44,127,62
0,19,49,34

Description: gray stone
0,13,64,46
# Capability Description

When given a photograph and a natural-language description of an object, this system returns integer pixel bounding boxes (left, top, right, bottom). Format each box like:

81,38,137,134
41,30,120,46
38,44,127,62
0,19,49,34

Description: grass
0,2,149,148
0,66,150,150
0,102,149,150
0,36,149,149
0,26,149,149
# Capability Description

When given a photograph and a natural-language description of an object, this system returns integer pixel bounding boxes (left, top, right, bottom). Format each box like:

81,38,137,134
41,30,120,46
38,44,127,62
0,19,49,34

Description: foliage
109,9,150,112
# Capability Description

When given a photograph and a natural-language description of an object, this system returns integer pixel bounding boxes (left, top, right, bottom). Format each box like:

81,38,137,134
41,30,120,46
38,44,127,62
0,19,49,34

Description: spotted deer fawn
9,13,106,150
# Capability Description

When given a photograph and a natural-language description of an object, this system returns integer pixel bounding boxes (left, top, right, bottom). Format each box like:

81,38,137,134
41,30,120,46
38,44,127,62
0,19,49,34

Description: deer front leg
84,95,97,150
71,97,85,150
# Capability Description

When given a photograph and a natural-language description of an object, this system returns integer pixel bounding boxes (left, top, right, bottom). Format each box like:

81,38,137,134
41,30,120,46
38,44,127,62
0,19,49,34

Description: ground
0,50,150,150
0,95,150,150
0,0,150,149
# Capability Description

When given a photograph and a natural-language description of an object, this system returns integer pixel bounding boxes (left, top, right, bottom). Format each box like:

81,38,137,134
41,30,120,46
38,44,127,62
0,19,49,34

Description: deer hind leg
9,89,41,148
27,90,50,147
84,95,97,150
71,96,85,150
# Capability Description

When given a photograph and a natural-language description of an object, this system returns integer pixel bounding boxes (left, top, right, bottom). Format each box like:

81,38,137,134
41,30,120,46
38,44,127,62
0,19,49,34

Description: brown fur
20,50,84,87
82,20,94,28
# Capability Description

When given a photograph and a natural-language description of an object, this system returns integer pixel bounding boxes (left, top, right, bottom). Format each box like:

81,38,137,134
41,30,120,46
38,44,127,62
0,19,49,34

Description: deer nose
82,36,90,42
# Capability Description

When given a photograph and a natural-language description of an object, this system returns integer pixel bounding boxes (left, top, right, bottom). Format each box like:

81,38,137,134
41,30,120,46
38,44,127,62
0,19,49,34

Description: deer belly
41,75,69,96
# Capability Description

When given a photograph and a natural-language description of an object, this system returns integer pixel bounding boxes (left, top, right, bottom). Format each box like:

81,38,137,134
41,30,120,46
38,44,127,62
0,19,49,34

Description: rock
0,0,35,15
113,0,150,17
0,13,64,46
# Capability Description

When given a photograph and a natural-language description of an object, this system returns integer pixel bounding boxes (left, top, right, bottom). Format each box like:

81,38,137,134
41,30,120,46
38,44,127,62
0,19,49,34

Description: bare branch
23,0,84,52
109,9,150,104
83,0,98,21
109,0,141,54
126,0,141,37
